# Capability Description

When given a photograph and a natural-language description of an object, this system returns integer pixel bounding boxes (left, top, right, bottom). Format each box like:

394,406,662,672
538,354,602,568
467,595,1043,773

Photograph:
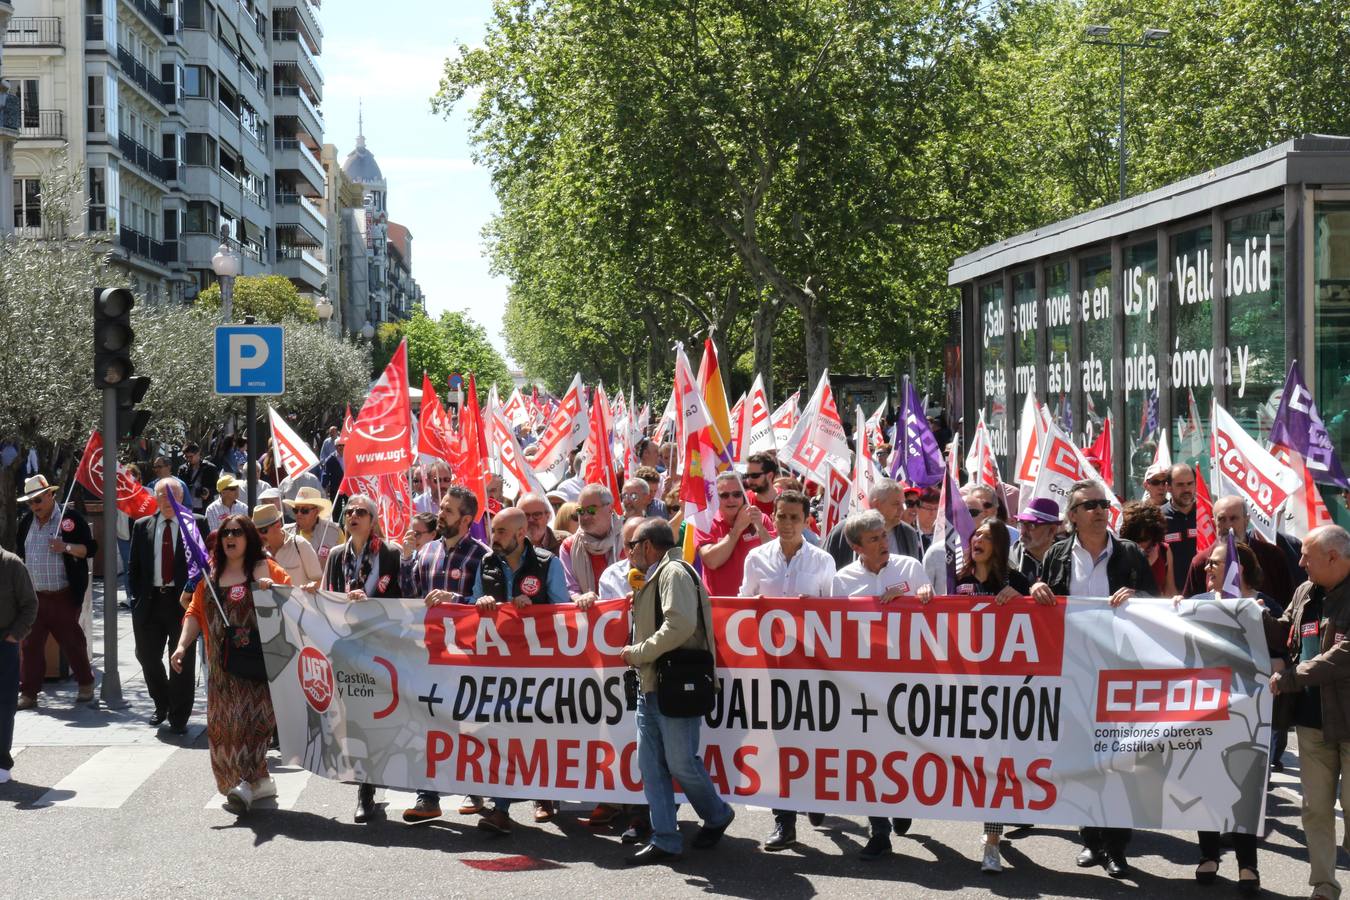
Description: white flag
491,405,546,500
849,406,881,514
769,391,800,452
1030,417,1121,529
1013,393,1044,504
783,371,852,488
267,406,319,480
529,374,589,489
740,374,776,459
1211,402,1299,542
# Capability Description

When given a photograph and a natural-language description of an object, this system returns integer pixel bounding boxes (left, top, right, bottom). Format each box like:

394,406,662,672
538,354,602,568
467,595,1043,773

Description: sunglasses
578,505,602,516
744,471,766,479
718,491,744,500
966,507,984,517
256,524,274,535
345,508,371,518
1146,478,1171,486
220,527,245,538
625,538,646,550
620,493,642,502
1072,498,1112,512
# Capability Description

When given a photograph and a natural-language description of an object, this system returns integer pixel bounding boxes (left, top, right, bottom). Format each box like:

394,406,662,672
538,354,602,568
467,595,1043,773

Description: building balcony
117,46,174,107
6,17,62,47
274,191,326,244
272,29,323,90
273,137,324,195
272,84,323,140
275,245,326,290
118,132,175,184
275,1,321,52
119,226,174,267
119,0,175,39
18,109,64,140
0,98,19,138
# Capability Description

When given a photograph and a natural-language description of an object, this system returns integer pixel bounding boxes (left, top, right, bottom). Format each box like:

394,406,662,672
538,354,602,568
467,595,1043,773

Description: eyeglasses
578,505,605,516
620,493,641,502
412,528,431,538
718,491,744,500
220,527,245,538
293,506,318,514
1146,477,1171,487
345,508,371,518
1072,498,1112,512
625,538,646,550
524,511,550,521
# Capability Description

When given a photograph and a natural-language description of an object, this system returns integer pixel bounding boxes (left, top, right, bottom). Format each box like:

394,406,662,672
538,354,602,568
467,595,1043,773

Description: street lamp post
210,227,241,321
315,296,334,332
1083,25,1169,201
361,321,375,341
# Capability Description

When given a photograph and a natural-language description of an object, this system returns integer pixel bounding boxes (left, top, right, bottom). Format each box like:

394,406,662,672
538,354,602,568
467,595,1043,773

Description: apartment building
0,1,17,236
5,0,326,303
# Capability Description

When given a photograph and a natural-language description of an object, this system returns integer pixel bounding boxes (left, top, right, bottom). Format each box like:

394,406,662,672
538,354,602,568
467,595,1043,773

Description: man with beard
516,493,566,553
398,485,491,826
1163,464,1200,579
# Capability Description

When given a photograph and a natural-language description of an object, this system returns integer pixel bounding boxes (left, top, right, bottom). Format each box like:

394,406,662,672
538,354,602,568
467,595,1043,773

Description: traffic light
116,375,152,441
93,287,136,388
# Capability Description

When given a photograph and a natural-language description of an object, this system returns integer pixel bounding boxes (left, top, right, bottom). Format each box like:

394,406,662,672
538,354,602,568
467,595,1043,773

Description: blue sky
321,1,510,358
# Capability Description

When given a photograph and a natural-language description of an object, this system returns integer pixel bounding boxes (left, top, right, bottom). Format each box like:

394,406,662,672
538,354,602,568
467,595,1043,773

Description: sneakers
981,841,1003,874
402,795,442,824
76,683,95,703
579,803,623,827
251,777,277,802
621,816,650,845
16,695,36,711
477,808,513,834
224,780,253,815
457,794,483,815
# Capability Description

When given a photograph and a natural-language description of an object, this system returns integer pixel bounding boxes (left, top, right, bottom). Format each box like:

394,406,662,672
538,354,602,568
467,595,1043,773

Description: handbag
651,561,717,718
209,581,268,682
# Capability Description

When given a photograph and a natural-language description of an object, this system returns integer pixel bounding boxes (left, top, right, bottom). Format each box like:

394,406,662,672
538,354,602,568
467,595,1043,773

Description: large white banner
255,589,1271,832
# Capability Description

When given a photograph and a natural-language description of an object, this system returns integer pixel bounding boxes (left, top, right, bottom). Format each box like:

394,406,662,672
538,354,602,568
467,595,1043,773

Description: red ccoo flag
344,340,413,478
74,430,157,518
417,373,456,465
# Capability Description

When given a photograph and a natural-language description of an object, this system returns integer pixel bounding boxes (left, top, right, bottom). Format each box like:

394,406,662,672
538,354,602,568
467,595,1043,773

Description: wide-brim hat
217,473,241,492
251,505,282,530
1015,497,1062,524
283,485,332,517
19,474,58,503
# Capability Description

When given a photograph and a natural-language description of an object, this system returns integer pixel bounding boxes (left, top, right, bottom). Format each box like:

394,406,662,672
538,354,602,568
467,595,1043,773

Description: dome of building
342,133,384,186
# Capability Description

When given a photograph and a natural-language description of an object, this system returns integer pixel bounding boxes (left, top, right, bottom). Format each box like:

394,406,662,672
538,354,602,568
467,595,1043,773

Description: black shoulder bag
209,581,268,682
652,561,718,718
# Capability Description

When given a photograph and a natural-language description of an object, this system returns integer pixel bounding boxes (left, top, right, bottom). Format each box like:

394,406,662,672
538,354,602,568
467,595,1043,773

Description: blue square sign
214,325,285,395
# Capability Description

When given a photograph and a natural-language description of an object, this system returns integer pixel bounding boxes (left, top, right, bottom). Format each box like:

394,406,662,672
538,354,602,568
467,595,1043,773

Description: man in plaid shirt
398,483,489,825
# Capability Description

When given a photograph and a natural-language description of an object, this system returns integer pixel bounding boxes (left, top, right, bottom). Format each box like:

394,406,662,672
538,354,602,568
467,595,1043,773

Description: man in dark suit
176,442,219,515
128,478,204,733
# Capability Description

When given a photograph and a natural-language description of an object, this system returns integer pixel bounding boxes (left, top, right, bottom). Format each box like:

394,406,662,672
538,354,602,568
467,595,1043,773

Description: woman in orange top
171,513,290,815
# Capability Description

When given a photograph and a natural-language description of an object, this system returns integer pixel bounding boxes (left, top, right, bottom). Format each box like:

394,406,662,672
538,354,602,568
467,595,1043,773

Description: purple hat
1015,497,1061,524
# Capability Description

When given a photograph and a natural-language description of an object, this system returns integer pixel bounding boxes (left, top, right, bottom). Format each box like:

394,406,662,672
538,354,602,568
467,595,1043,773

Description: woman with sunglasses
918,519,1031,874
1180,539,1280,894
320,493,404,822
171,514,290,815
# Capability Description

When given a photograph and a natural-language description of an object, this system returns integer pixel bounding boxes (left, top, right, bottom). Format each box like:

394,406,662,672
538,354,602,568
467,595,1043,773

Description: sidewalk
13,580,206,747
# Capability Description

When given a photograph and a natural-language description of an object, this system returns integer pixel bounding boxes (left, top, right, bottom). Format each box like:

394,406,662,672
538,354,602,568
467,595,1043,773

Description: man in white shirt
205,473,248,533
742,490,836,852
598,517,644,600
740,491,836,600
830,508,931,861
413,462,453,514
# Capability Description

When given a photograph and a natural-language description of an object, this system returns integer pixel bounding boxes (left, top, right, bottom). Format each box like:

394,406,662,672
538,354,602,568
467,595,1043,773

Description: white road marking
205,761,311,810
32,746,176,808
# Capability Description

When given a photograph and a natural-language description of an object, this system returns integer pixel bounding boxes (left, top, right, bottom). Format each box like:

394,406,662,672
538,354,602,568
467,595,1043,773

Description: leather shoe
620,817,650,845
354,784,376,823
860,834,892,861
1076,847,1105,868
763,823,797,852
1105,853,1129,879
579,803,623,827
149,710,167,726
807,812,825,827
457,795,483,815
533,800,558,823
16,694,36,711
477,808,513,834
691,809,735,849
167,723,188,735
625,843,683,866
891,817,912,836
76,683,95,703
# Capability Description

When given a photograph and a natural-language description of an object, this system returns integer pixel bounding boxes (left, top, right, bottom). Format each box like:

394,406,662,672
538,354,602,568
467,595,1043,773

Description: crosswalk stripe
32,746,176,809
204,761,311,810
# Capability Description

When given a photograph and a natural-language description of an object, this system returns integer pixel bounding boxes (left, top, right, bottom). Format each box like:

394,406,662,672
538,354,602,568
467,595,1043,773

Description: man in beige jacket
621,518,734,866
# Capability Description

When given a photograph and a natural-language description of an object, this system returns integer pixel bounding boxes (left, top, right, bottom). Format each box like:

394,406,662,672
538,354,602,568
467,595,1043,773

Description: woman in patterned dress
172,513,290,814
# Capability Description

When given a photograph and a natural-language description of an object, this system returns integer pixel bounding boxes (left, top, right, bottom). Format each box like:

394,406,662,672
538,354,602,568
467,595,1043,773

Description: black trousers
133,586,196,727
1198,831,1258,869
1081,826,1131,855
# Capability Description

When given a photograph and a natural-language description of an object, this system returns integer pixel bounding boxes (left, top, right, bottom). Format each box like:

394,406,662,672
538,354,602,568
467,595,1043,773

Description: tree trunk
752,297,784,404
802,299,830,390
0,457,18,551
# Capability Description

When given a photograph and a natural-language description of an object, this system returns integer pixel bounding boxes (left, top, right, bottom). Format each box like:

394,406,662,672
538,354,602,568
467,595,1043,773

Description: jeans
636,692,732,853
0,639,18,769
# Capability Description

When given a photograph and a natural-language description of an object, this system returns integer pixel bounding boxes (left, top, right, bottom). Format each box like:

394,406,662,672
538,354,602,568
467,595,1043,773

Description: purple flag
1218,530,1242,598
168,488,211,583
938,446,977,589
889,380,944,487
1269,360,1349,489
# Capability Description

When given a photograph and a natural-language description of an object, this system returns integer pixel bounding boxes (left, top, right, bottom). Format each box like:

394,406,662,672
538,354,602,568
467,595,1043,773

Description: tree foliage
371,309,514,404
196,274,319,324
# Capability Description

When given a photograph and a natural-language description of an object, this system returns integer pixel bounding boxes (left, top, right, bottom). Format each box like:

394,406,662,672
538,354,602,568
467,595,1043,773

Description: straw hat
18,474,58,503
283,485,332,517
217,473,241,492
251,505,283,530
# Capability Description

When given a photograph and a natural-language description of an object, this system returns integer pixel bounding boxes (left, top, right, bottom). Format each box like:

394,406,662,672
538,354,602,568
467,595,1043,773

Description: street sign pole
99,387,126,708
244,315,258,509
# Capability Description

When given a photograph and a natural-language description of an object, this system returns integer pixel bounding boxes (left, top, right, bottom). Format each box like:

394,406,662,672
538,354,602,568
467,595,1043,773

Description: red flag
417,373,456,464
74,431,157,518
375,472,412,543
457,373,489,519
1083,413,1113,489
584,383,621,501
344,340,413,478
340,404,355,443
1194,465,1216,553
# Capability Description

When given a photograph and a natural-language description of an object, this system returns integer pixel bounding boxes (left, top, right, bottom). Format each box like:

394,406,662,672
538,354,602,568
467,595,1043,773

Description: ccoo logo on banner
254,589,1271,833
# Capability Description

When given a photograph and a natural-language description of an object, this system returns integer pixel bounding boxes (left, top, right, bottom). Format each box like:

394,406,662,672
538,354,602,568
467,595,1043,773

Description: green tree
197,274,319,323
372,309,513,404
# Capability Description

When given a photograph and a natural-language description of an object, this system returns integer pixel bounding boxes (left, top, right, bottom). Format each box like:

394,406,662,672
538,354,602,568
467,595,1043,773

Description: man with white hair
619,477,653,521
823,479,923,568
516,493,565,553
1180,495,1297,609
1270,525,1350,900
696,471,774,597
559,483,624,604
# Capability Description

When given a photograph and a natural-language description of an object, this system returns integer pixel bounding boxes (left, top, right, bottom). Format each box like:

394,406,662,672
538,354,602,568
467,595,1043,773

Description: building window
183,65,205,98
14,177,41,229
185,200,217,233
1078,251,1112,448
86,75,106,134
1225,205,1285,433
1169,224,1214,473
164,208,179,241
1314,202,1350,466
181,0,205,29
977,280,1008,474
185,132,216,167
1123,239,1159,495
88,168,107,232
20,80,39,130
